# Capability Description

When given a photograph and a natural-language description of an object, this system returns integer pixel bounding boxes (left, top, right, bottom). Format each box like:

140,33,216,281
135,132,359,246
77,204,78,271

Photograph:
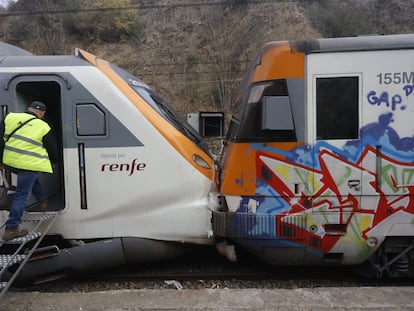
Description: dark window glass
76,103,106,136
110,63,210,155
200,112,224,137
226,117,239,141
262,96,294,130
235,80,296,142
316,77,359,140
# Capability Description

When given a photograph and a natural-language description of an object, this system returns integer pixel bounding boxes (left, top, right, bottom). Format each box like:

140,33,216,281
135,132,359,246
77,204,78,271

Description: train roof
0,55,91,67
293,34,414,54
0,41,32,56
0,42,91,67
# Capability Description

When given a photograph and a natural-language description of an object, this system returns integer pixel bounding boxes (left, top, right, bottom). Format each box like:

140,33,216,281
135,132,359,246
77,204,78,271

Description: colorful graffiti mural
232,112,414,258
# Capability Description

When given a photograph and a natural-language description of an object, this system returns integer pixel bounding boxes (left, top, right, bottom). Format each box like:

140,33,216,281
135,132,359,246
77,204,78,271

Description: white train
0,42,219,283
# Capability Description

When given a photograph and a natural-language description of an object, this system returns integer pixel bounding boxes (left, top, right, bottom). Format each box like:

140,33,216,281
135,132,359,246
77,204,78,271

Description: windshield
110,63,211,155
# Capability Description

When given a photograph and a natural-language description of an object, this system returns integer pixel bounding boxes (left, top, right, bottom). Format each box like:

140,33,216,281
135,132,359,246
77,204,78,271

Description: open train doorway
10,80,65,212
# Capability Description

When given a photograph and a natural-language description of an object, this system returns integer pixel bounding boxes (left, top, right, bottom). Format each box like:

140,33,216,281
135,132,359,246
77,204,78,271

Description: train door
307,52,363,230
4,76,65,211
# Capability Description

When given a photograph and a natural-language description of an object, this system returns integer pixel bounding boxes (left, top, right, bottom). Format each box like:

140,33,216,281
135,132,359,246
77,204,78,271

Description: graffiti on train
234,112,414,252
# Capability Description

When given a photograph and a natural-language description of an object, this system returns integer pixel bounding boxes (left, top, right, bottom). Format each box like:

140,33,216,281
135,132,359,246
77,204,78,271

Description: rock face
89,2,321,120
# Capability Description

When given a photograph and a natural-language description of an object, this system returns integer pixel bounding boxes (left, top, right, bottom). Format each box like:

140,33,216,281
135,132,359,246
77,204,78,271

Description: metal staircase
0,211,58,299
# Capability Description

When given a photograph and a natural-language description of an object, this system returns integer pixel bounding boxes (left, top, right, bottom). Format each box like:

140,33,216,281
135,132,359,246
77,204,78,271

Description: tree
303,0,374,37
1,0,65,54
301,0,414,37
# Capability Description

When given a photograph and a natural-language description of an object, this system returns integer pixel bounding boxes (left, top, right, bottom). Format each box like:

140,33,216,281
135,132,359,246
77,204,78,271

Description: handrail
0,213,58,300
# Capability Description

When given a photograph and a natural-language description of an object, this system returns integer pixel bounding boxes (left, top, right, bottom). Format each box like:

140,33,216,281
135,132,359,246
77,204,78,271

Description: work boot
40,199,48,209
2,227,28,241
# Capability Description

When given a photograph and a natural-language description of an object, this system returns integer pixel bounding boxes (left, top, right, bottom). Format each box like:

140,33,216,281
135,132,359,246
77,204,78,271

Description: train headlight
193,154,211,169
309,225,318,233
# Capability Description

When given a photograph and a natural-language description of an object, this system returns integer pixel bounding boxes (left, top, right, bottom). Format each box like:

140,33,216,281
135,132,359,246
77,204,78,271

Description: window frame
75,102,108,138
313,74,362,142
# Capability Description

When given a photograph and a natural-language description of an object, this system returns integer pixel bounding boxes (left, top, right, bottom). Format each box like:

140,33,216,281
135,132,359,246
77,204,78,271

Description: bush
1,0,66,54
302,0,375,37
66,0,142,43
301,0,414,38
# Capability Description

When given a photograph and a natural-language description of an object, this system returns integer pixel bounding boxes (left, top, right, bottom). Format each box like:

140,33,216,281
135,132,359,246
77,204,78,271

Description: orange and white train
0,41,219,283
214,34,414,277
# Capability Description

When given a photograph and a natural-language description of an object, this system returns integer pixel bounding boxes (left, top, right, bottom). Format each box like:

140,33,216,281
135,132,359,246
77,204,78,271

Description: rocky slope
85,2,320,117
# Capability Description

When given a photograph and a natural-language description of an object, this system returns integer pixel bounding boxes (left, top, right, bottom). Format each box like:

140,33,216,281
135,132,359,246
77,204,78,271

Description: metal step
0,209,59,299
2,232,42,245
22,212,59,222
0,212,58,244
0,254,25,267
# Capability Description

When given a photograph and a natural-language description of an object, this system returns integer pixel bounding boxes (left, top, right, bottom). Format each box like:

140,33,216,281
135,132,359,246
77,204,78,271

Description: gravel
10,247,414,293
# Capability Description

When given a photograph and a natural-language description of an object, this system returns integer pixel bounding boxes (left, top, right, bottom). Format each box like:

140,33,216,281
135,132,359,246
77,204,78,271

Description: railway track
9,247,414,293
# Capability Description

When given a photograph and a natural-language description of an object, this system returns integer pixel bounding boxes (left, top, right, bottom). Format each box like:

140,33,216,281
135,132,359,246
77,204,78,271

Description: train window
236,80,296,142
76,103,106,136
227,117,239,140
200,112,224,137
110,62,211,154
316,77,359,140
187,112,224,137
262,96,294,130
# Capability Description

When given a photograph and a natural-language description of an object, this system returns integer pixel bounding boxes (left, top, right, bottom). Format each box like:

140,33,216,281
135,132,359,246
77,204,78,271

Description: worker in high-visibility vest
0,101,54,241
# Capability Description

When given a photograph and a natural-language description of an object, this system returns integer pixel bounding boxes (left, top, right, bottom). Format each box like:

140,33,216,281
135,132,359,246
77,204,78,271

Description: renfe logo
101,158,146,176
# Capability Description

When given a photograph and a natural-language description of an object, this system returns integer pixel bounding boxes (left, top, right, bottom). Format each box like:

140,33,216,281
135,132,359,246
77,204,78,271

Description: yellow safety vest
3,112,53,173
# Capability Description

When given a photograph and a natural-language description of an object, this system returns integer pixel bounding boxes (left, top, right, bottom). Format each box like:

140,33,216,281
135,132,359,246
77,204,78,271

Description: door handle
347,179,360,190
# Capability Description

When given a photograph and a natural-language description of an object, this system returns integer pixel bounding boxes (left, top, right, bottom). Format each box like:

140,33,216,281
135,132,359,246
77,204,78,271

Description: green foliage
0,0,142,52
66,0,142,43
